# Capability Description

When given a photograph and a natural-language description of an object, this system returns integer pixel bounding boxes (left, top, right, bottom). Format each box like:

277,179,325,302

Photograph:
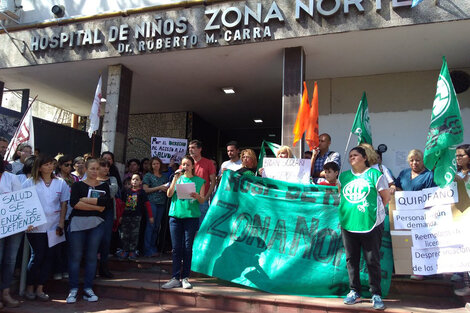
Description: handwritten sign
151,137,187,164
392,205,453,230
394,183,458,210
262,158,310,183
412,245,470,275
411,224,466,249
0,187,47,239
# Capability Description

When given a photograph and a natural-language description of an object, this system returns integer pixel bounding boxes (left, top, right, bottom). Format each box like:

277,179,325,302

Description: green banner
192,171,393,298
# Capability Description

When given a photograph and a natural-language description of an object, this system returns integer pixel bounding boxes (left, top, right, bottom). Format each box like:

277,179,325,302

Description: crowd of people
0,134,469,310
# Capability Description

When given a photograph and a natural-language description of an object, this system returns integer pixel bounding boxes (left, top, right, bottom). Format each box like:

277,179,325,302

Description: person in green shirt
162,155,205,290
339,147,390,311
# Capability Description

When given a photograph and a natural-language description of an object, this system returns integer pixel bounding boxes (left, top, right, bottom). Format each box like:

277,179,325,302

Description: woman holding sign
391,149,436,194
162,155,205,290
22,154,69,302
339,147,390,311
0,156,22,308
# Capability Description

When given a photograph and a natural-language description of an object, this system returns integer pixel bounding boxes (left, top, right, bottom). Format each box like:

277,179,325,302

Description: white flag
88,76,102,138
5,104,35,161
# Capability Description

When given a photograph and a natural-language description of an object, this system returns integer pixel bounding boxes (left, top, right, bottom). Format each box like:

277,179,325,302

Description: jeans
27,233,56,286
68,222,104,289
199,201,210,227
0,232,23,289
144,202,165,256
169,217,198,279
341,223,384,296
99,208,114,265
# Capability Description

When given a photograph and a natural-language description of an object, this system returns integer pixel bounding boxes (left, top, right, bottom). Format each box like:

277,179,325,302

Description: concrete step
43,269,467,313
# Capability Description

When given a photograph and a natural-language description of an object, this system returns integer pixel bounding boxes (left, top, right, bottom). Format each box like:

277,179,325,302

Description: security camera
51,5,65,18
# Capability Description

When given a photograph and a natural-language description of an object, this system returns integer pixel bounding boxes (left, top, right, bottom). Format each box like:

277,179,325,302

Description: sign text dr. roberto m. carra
0,187,47,239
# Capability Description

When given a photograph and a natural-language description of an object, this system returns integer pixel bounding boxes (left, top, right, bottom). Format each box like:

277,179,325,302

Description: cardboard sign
151,137,187,164
394,183,458,210
262,158,311,183
0,186,47,239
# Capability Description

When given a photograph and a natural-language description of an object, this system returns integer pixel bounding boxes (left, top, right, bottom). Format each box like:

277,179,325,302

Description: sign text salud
30,0,416,54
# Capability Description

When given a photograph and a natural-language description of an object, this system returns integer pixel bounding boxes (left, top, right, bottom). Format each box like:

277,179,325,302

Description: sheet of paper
177,183,196,200
47,230,66,248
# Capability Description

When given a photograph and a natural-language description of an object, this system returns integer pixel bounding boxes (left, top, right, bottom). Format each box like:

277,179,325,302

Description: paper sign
151,137,188,164
411,224,466,249
47,229,66,248
262,158,310,183
0,186,47,239
392,205,453,230
394,183,458,210
412,246,470,275
176,183,196,200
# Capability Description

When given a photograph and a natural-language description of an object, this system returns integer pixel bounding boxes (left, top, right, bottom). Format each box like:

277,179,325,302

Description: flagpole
340,132,353,174
4,95,38,160
91,132,96,157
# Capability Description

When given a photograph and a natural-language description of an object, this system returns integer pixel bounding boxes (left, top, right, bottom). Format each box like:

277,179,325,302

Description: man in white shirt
219,141,242,176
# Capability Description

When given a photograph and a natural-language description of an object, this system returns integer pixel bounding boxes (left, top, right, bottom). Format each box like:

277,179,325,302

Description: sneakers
182,278,192,289
451,273,464,282
128,251,137,260
343,290,360,305
117,250,128,260
83,288,98,302
455,286,470,296
162,278,182,289
66,289,78,304
371,294,385,310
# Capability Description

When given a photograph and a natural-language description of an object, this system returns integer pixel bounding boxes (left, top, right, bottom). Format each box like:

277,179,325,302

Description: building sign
30,0,415,54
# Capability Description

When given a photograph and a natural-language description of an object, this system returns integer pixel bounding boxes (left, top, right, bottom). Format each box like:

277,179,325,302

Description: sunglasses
63,163,72,167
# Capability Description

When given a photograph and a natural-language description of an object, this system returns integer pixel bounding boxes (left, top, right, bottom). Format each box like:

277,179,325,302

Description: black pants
341,223,384,296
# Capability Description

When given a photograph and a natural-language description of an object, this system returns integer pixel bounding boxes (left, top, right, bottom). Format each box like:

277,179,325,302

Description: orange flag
305,82,319,150
292,81,310,147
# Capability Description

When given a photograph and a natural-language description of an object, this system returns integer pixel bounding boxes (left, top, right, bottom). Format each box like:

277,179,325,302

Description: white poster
262,158,311,183
411,224,467,249
394,183,458,211
392,205,453,230
151,137,188,164
412,246,470,275
0,187,47,239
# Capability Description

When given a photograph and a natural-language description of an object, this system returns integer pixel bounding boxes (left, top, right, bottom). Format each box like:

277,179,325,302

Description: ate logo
432,74,451,123
343,178,370,204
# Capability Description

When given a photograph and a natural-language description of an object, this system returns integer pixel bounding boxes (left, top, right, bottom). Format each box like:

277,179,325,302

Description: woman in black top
66,159,111,304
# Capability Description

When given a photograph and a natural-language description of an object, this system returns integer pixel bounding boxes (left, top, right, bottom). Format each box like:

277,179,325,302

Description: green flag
257,140,281,171
424,57,464,187
192,171,393,297
351,92,372,145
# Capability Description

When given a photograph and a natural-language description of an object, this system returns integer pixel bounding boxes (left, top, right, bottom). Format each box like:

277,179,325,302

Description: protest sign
392,205,453,230
192,171,393,297
262,157,311,183
411,224,466,249
394,182,458,211
412,246,470,275
150,137,187,164
0,186,46,239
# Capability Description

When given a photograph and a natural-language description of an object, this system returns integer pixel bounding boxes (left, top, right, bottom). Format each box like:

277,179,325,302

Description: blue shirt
395,168,436,191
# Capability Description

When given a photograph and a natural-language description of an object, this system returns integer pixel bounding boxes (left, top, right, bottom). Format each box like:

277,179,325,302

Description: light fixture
222,87,235,94
268,134,276,137
253,119,263,124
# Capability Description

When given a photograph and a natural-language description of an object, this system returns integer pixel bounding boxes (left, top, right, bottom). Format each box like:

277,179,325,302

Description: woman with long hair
101,151,122,189
0,156,22,308
142,157,169,257
23,154,69,301
236,149,258,176
66,159,112,303
162,155,205,290
339,147,390,310
71,156,86,180
10,143,32,174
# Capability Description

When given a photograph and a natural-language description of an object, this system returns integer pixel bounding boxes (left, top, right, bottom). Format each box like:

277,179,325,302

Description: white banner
151,137,188,164
392,205,453,230
412,246,470,275
262,158,310,183
394,182,458,210
0,187,46,239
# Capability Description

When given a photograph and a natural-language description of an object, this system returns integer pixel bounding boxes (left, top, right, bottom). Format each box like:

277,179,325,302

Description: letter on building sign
263,1,285,23
205,8,221,31
344,0,364,13
317,0,341,16
295,0,314,20
244,3,262,26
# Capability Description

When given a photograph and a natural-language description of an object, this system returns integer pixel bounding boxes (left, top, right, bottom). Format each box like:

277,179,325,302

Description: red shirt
194,157,215,197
